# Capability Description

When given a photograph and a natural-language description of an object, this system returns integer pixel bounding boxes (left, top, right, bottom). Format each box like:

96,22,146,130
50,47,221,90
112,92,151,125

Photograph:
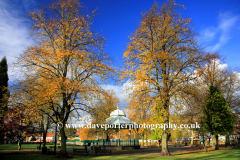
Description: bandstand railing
97,139,139,146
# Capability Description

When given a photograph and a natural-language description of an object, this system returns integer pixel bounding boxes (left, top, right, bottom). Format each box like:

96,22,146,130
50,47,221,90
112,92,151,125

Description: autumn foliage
122,0,215,155
4,105,41,150
13,0,114,157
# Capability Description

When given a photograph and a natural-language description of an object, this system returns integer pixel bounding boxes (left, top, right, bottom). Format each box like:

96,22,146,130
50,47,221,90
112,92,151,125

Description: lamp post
134,129,135,146
130,129,131,146
119,124,121,146
97,127,99,145
103,129,105,146
53,109,60,155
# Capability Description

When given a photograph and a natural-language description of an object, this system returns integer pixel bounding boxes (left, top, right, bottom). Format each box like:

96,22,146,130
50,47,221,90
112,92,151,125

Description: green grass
171,148,240,160
0,144,39,150
0,144,87,150
1,147,240,160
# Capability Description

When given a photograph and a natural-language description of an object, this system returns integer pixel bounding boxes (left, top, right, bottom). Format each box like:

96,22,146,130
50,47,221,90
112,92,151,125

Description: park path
67,146,207,155
0,146,221,156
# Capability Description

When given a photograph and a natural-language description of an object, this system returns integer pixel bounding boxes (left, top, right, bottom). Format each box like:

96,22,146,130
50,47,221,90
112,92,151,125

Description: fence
82,139,139,146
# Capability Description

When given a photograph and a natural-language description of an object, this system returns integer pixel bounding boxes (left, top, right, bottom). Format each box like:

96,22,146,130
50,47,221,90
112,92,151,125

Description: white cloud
201,59,228,73
200,27,217,43
101,84,125,101
216,61,227,70
199,12,239,52
235,72,240,80
212,12,239,51
0,0,35,81
101,80,134,109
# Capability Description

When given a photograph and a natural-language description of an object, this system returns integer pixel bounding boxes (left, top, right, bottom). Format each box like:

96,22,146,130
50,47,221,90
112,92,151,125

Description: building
36,133,59,142
226,126,240,145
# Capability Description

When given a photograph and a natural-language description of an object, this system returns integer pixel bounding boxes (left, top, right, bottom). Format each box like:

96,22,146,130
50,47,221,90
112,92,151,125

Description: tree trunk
191,130,194,147
161,132,170,156
146,132,148,147
160,98,170,156
209,137,211,148
43,132,46,147
215,135,219,150
18,139,22,150
212,135,216,148
39,134,42,149
54,123,57,154
203,134,208,153
225,135,230,146
43,115,50,148
59,127,68,157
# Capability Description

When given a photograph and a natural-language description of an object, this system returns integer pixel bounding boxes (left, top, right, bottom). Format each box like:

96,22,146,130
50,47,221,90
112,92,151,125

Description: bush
31,136,37,141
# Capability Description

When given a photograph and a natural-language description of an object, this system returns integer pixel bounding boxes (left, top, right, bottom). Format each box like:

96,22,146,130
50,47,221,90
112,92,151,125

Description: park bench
95,149,111,155
198,144,204,149
47,148,54,155
73,148,89,155
91,146,101,150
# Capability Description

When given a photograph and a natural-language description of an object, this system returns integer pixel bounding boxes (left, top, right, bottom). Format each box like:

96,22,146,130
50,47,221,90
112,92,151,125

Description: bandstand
96,107,140,150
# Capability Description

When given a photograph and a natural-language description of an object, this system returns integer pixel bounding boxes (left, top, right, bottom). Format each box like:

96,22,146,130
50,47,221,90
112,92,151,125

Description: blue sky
80,0,240,68
0,0,240,107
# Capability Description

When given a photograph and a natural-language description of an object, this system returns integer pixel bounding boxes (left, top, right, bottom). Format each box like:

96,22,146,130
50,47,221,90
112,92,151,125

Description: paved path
67,146,203,156
0,146,210,156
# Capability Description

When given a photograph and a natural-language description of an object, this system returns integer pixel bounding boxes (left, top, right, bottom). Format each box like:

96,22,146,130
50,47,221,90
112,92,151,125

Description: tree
10,79,54,149
15,0,114,157
89,90,118,124
195,59,240,146
202,85,235,150
4,105,41,150
122,0,215,155
31,136,37,141
223,69,240,125
40,114,52,149
79,127,96,140
86,90,118,140
172,82,203,146
126,84,154,147
0,56,9,144
65,126,77,139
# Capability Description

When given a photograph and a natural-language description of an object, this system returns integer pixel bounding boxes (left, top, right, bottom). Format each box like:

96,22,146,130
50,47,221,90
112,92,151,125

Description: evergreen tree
0,56,9,144
203,85,235,150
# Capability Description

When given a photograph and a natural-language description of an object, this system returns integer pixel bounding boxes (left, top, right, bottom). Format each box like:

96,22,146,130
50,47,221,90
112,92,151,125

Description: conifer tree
0,56,9,144
203,85,235,150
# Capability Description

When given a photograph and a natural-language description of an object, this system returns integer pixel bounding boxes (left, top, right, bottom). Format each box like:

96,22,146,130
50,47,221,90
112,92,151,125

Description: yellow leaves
121,1,217,137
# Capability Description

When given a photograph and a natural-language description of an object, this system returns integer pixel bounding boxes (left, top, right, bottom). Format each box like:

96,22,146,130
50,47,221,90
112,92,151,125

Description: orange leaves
89,90,118,124
13,0,115,141
79,127,97,140
121,3,217,148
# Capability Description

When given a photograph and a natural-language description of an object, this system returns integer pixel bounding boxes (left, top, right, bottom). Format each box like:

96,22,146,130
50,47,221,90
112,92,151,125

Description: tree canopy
122,0,215,155
13,0,114,157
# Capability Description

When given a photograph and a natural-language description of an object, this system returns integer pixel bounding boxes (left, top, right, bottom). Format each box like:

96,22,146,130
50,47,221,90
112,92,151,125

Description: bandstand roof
105,107,137,125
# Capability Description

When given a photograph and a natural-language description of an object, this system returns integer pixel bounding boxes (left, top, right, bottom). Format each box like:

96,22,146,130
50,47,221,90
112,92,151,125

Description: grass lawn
0,144,87,150
1,147,240,160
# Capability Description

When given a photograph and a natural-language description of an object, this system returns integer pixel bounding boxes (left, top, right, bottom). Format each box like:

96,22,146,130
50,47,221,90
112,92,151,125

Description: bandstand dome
106,107,136,125
110,107,126,117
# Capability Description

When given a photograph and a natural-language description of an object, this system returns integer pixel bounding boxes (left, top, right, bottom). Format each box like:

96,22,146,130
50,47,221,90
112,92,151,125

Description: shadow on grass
173,148,240,160
1,147,239,160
